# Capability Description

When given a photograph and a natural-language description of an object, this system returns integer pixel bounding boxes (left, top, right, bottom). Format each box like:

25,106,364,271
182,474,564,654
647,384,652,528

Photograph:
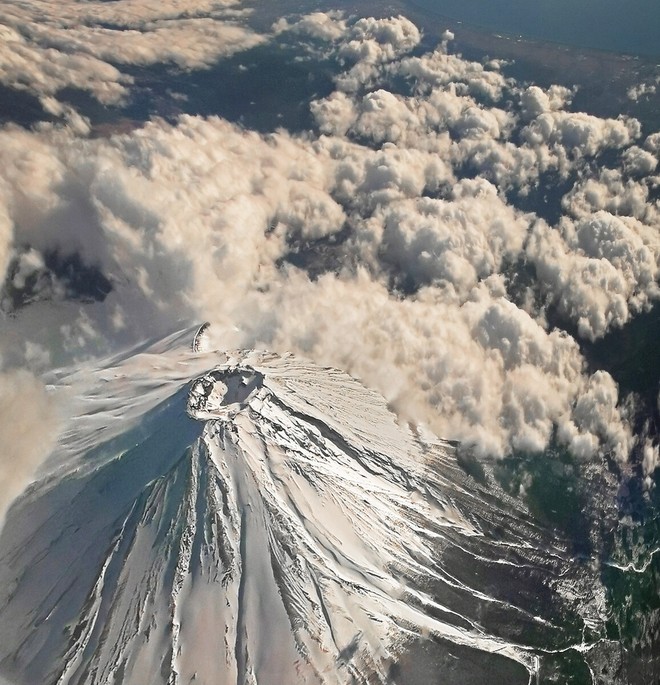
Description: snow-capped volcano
0,328,615,684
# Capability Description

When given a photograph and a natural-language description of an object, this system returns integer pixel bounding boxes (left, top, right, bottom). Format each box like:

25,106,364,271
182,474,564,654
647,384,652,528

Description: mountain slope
0,332,615,684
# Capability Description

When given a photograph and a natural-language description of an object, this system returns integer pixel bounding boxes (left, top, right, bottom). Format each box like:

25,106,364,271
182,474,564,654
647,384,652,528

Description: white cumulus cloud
0,10,657,485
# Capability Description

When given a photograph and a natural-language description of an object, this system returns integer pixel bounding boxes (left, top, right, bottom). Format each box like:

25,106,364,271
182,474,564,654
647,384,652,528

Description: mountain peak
0,328,613,685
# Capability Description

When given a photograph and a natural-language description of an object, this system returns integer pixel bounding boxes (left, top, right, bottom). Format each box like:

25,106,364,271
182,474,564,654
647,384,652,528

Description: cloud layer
0,0,264,106
0,369,58,526
0,10,658,515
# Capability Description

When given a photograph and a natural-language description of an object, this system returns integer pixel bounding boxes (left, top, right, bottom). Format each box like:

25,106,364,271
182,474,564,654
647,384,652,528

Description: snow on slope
0,328,614,684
